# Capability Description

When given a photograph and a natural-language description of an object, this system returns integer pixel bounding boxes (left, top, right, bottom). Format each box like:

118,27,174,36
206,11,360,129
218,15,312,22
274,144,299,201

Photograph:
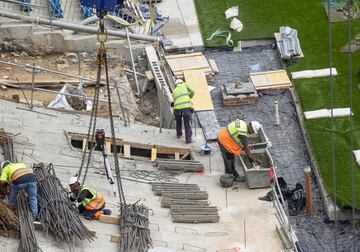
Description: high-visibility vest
0,163,33,183
172,83,194,110
81,187,105,211
217,120,248,155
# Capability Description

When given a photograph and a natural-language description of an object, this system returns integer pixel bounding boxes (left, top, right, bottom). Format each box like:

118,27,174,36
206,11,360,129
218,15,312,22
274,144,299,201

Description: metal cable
346,1,356,250
327,0,337,250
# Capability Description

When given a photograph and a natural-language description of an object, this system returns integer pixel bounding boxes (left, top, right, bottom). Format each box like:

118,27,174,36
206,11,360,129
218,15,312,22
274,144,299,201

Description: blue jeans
9,182,38,218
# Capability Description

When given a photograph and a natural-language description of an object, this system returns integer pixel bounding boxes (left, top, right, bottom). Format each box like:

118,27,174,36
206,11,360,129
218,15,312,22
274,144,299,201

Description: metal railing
0,0,82,23
272,166,303,252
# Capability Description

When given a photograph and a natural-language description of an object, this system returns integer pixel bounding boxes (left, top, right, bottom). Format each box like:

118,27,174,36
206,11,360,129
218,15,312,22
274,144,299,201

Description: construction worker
68,176,111,220
0,161,38,218
217,120,261,181
172,79,195,144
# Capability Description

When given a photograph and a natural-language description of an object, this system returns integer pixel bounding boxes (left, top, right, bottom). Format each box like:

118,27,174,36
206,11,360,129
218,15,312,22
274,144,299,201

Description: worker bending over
0,161,38,218
172,79,195,144
69,176,111,220
217,119,261,181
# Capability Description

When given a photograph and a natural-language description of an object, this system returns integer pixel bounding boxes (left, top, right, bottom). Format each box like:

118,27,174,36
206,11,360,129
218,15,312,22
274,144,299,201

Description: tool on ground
95,129,116,196
200,143,212,155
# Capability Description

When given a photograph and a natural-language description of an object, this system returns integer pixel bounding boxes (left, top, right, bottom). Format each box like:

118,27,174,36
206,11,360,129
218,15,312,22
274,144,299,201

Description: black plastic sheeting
204,46,360,251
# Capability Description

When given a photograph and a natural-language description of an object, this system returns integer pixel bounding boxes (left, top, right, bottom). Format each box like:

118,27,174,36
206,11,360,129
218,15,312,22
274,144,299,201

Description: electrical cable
327,0,338,250
346,1,356,250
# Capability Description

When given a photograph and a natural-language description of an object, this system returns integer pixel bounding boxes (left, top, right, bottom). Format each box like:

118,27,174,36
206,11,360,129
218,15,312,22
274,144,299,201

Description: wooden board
165,53,212,74
208,59,219,73
183,70,214,111
151,147,157,161
249,70,292,90
99,215,120,225
124,144,131,158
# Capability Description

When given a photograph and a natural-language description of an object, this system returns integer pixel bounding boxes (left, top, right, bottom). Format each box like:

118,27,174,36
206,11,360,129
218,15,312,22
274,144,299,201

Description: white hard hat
175,79,184,85
250,121,261,134
69,176,78,185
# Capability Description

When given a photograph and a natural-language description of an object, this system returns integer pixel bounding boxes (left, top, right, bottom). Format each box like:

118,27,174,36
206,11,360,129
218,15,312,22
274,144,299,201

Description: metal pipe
126,28,140,94
0,60,100,85
304,166,313,214
274,100,280,126
0,80,121,105
30,63,35,110
0,9,159,42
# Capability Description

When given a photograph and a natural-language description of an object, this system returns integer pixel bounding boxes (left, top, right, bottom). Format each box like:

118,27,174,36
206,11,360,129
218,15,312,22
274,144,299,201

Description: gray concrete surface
0,98,283,251
156,0,204,51
205,46,360,251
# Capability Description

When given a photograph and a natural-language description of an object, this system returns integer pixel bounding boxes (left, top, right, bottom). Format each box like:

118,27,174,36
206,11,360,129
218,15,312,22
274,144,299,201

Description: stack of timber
152,183,220,223
249,70,292,91
154,158,204,173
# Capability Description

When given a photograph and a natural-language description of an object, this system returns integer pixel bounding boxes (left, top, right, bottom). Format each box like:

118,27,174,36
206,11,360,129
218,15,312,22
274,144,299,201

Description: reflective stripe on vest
173,83,193,110
226,120,248,147
9,163,32,182
81,187,105,211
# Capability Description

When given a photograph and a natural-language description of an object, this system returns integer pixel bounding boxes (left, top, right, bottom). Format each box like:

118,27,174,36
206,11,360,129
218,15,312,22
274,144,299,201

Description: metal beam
0,10,159,42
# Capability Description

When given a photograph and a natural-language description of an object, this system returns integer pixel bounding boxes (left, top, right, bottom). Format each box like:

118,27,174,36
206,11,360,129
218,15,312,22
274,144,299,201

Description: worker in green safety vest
68,176,111,220
171,79,195,144
0,161,38,218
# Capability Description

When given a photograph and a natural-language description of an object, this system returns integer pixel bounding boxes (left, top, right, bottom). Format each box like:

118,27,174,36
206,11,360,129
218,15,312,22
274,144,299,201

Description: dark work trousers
174,108,193,143
217,139,237,176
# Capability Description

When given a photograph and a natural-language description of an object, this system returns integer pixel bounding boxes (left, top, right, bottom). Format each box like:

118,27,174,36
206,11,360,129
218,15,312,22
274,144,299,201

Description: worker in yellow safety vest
171,79,195,144
0,161,38,218
217,120,262,181
68,176,111,220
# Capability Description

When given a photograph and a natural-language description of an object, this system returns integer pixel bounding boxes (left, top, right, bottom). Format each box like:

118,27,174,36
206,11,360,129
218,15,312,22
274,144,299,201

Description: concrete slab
0,98,283,251
156,0,204,50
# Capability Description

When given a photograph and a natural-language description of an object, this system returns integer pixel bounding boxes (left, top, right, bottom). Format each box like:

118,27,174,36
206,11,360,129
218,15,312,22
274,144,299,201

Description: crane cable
76,14,126,205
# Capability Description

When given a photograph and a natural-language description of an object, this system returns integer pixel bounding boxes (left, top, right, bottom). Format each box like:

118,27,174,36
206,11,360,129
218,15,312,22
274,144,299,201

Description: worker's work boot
220,174,234,188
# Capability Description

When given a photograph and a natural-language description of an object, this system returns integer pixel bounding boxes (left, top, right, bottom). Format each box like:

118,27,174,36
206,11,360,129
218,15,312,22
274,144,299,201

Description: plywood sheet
183,70,214,111
250,70,292,90
166,53,212,74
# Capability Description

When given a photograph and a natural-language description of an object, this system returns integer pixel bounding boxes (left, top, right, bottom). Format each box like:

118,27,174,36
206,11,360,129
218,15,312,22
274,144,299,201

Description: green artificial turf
194,0,360,208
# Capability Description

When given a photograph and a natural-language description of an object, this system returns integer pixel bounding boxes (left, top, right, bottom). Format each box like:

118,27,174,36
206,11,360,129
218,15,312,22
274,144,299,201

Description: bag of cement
230,18,243,32
225,6,239,19
48,84,88,111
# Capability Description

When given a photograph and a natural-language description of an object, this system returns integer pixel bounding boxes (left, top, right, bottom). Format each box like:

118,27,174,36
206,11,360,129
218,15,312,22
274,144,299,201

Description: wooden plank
145,70,154,81
151,147,157,161
175,152,180,160
124,144,131,158
165,52,203,59
111,234,121,243
99,215,120,225
68,132,191,155
82,139,87,152
208,59,219,73
166,53,211,73
250,70,292,91
183,69,214,111
105,142,111,155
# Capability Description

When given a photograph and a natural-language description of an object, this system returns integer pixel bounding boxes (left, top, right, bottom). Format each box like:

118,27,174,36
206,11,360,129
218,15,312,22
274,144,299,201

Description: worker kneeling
0,161,38,218
68,176,111,220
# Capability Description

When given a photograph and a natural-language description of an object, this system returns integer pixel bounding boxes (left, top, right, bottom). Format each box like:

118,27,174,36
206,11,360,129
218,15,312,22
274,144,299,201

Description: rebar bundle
33,163,93,242
119,203,152,252
0,201,20,238
16,192,40,252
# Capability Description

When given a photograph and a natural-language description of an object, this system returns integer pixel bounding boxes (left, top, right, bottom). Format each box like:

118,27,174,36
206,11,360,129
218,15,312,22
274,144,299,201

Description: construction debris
275,26,303,60
154,158,205,173
0,201,19,238
152,183,220,223
33,163,93,242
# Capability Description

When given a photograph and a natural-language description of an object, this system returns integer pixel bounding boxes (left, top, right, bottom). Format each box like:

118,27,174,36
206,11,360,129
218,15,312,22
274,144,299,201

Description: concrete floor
0,98,283,252
156,0,204,50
